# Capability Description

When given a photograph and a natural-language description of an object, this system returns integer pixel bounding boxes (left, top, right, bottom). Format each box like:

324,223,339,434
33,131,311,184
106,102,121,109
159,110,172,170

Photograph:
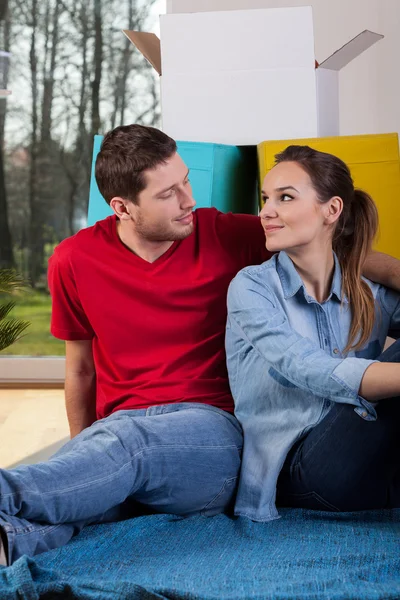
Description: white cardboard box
124,7,382,145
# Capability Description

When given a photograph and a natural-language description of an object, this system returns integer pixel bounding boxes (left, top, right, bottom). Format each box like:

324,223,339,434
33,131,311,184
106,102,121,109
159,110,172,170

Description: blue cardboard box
88,135,258,226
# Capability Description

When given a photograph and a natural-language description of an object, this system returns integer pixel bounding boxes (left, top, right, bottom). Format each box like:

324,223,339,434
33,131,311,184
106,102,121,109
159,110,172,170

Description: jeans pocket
280,490,340,512
200,476,238,516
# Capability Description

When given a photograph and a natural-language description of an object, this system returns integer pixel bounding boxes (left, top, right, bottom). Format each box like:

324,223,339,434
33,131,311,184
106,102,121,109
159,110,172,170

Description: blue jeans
277,339,400,511
0,403,243,564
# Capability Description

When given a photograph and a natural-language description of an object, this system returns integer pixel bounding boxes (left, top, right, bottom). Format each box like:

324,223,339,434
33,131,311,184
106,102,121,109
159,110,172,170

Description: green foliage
8,291,64,356
0,269,30,352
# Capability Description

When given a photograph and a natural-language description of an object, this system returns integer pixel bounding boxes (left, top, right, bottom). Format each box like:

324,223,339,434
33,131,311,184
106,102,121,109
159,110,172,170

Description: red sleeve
215,211,272,267
48,244,94,341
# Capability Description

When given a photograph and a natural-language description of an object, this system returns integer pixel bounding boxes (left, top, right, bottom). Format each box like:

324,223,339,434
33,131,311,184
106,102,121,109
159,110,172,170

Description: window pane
0,0,164,358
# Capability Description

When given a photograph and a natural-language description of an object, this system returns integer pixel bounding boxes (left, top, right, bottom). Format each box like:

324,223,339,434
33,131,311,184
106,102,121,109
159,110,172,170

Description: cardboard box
124,8,383,144
87,136,258,226
257,133,400,259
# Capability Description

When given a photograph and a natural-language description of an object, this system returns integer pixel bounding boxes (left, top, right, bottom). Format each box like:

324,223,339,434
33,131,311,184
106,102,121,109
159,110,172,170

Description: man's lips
176,213,193,223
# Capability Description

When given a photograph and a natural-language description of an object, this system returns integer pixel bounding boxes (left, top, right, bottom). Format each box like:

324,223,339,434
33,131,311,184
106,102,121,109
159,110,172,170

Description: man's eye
160,189,175,199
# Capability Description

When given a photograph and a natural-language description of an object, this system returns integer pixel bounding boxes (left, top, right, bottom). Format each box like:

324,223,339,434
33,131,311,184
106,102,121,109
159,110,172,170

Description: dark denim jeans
277,339,400,512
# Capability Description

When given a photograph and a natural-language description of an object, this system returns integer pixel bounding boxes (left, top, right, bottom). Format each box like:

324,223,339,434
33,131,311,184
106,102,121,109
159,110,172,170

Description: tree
4,0,161,286
0,269,30,351
0,0,14,269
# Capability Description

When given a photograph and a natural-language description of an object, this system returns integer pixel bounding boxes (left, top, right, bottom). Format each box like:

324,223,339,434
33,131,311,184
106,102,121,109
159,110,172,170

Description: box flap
123,30,162,75
319,30,383,71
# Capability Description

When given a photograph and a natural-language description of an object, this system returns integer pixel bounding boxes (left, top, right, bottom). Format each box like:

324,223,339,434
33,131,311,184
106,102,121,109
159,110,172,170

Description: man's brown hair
95,124,177,205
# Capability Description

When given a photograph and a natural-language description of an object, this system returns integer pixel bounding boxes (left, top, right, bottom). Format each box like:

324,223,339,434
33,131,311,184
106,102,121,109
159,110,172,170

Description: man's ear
110,197,135,221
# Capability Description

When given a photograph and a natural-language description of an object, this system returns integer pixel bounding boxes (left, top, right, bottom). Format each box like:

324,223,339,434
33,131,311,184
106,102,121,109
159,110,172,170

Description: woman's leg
277,339,400,511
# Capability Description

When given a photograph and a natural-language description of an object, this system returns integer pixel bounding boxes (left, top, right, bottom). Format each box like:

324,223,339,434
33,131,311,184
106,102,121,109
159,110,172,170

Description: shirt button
361,411,368,418
333,348,339,354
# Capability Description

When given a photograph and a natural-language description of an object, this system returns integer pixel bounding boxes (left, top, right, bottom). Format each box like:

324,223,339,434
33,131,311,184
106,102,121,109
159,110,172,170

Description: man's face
131,152,196,242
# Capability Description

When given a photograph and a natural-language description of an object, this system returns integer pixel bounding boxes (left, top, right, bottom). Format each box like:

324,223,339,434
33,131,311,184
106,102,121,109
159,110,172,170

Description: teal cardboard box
88,135,258,226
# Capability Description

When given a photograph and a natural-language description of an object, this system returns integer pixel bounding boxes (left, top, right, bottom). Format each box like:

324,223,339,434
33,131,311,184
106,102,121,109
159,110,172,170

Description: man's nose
181,187,196,209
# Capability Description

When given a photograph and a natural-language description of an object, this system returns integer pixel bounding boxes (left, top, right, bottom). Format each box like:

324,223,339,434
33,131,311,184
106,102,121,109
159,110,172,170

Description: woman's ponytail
333,189,378,353
275,146,379,354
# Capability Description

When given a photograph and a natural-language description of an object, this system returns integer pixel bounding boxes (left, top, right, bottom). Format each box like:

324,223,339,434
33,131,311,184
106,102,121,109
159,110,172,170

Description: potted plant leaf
0,269,30,352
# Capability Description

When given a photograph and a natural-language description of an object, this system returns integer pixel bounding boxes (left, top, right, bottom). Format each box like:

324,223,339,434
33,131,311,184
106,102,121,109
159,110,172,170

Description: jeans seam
2,444,243,500
298,404,346,465
201,476,238,512
282,490,341,512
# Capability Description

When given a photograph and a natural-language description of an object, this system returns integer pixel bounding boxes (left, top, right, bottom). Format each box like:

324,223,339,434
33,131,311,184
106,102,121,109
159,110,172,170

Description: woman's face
259,161,334,254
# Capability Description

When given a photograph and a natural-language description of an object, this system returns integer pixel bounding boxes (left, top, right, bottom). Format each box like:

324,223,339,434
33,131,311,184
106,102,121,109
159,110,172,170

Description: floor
0,389,69,468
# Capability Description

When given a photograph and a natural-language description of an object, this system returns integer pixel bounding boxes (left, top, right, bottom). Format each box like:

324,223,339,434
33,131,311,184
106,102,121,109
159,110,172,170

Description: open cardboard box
124,7,383,145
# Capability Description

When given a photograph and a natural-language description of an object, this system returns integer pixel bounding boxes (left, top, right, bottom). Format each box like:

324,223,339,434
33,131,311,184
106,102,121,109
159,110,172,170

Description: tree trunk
119,0,134,126
41,0,60,142
0,0,14,268
28,0,41,287
91,0,102,137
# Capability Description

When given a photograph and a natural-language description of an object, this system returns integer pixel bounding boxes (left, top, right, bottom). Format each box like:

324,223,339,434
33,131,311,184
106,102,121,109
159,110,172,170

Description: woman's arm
360,361,400,401
227,271,377,414
363,251,400,292
360,290,400,400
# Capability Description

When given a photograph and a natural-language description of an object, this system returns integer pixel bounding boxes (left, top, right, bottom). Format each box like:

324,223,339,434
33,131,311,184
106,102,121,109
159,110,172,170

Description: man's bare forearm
363,251,400,291
65,373,97,438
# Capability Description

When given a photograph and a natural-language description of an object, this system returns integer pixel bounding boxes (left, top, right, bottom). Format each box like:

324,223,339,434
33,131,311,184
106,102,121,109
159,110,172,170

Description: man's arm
363,251,400,291
65,340,97,438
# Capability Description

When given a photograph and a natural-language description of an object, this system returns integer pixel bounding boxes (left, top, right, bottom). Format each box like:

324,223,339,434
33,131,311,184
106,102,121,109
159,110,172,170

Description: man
0,124,399,565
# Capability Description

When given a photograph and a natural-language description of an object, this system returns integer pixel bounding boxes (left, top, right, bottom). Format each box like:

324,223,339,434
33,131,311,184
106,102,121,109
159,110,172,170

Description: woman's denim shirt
225,251,400,522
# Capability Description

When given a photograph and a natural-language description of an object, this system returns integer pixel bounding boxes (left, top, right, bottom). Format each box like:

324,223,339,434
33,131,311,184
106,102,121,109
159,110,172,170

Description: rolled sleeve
331,358,378,420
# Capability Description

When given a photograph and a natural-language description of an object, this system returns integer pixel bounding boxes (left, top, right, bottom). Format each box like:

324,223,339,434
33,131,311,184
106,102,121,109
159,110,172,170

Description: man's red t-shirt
48,208,270,418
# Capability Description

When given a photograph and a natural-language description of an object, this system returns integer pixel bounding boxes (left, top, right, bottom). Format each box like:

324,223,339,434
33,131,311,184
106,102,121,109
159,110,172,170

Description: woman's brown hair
274,145,379,353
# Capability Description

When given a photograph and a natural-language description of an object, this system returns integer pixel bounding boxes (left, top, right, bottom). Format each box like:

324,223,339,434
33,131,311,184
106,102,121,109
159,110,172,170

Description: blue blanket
0,509,399,599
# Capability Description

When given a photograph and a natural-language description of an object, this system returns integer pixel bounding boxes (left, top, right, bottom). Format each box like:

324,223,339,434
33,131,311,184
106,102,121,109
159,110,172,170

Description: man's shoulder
52,216,114,262
195,207,259,227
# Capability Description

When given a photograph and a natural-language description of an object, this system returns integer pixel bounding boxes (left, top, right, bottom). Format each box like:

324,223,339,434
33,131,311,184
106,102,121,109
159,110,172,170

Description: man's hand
363,251,400,291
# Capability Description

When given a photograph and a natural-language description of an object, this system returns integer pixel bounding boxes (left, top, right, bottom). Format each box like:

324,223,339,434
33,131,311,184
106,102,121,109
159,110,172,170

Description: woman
226,145,400,522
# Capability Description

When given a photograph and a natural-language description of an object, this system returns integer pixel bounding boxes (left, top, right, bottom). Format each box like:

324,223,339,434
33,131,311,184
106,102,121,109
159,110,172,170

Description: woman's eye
281,194,293,202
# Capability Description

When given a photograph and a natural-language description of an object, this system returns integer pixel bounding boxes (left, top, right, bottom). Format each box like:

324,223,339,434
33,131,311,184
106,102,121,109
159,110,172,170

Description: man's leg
0,403,242,563
277,339,400,512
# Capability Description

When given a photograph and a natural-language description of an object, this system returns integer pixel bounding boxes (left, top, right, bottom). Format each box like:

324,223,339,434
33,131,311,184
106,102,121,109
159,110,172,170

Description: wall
166,0,400,138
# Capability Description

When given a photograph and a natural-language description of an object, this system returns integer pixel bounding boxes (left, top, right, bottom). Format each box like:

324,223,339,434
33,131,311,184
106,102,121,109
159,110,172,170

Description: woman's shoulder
228,255,282,303
233,254,279,283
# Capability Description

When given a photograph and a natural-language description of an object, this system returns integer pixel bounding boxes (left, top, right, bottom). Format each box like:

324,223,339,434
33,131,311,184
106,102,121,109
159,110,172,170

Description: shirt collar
277,251,345,303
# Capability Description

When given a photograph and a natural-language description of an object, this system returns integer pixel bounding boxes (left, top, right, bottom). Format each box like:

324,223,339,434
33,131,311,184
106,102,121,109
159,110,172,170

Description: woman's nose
260,200,278,219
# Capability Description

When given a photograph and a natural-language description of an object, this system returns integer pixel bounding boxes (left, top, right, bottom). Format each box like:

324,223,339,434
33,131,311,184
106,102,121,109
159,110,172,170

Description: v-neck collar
109,215,182,271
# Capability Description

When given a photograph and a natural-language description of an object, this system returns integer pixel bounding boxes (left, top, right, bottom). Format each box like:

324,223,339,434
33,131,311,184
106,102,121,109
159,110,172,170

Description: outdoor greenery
4,289,63,355
0,0,160,356
0,268,30,352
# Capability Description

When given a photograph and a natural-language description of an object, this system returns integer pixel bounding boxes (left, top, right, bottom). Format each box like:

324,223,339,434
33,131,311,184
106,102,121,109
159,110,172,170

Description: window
0,0,164,382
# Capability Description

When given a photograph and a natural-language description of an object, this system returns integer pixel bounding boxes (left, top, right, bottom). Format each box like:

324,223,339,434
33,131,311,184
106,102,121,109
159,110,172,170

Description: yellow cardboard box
258,133,400,259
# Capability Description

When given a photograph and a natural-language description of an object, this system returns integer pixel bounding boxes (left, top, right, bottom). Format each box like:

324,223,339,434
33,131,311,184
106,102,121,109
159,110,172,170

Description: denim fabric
277,339,400,512
0,510,399,599
0,403,243,563
226,251,400,522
